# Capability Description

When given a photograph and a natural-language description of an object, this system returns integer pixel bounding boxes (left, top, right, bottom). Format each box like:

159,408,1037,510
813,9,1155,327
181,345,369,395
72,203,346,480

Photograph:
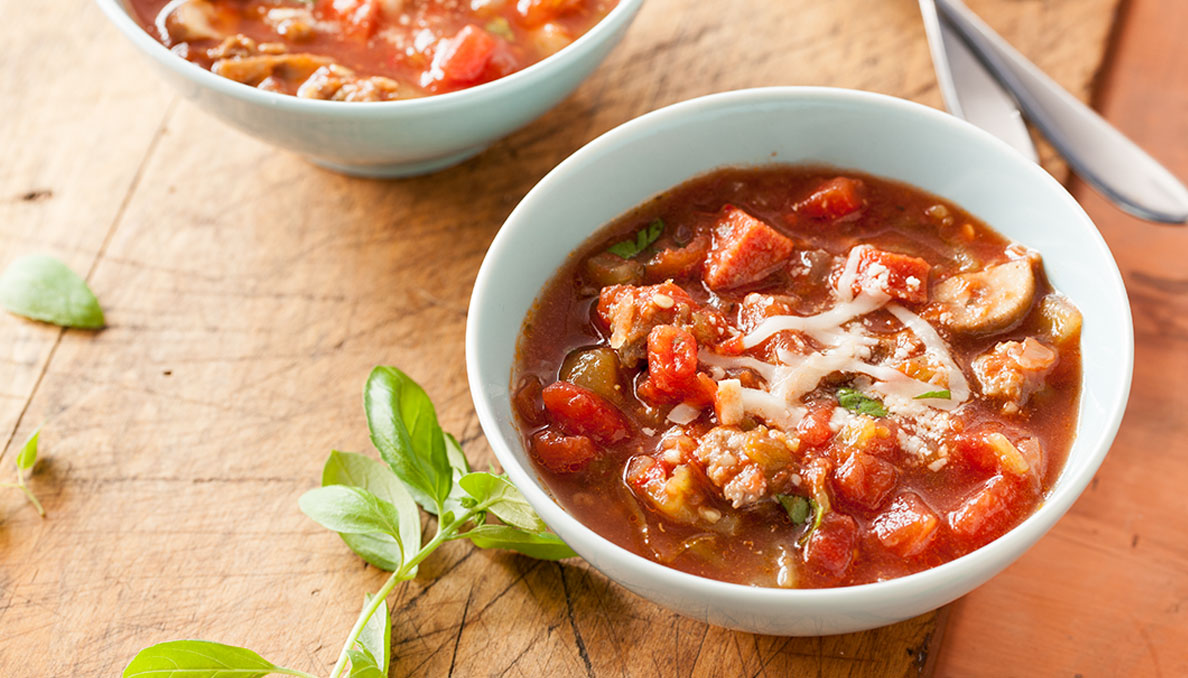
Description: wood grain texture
0,0,1122,675
933,0,1188,675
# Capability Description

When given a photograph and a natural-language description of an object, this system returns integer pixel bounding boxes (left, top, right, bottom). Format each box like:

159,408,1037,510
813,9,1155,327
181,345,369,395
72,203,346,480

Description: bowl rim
94,0,643,114
467,86,1134,605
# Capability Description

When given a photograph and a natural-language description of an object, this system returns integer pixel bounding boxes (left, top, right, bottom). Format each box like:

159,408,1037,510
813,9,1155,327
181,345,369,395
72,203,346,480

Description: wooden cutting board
0,0,1124,675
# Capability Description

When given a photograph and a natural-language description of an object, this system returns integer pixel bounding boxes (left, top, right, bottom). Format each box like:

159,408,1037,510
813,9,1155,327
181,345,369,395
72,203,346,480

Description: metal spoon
935,0,1188,224
918,0,1038,162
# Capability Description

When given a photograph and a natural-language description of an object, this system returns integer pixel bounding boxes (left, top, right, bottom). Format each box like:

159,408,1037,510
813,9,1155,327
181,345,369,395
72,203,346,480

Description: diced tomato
832,451,897,510
320,0,381,39
795,177,865,221
805,512,857,576
797,401,835,448
512,375,546,427
516,0,583,28
625,454,666,489
951,431,1004,473
646,325,697,392
541,381,631,445
531,429,598,473
851,247,931,304
703,206,796,290
645,234,711,281
430,25,498,85
947,474,1022,538
873,493,940,557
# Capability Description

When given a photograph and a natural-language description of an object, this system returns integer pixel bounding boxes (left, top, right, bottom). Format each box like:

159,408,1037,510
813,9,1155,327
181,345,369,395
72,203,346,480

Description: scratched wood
0,0,1121,675
934,0,1188,675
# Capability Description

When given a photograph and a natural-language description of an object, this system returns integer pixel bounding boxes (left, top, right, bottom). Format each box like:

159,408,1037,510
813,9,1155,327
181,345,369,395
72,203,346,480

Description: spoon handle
936,0,1188,224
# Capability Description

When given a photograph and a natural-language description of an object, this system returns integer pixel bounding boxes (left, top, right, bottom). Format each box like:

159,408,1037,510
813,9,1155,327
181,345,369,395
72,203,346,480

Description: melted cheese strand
740,291,887,348
885,303,971,402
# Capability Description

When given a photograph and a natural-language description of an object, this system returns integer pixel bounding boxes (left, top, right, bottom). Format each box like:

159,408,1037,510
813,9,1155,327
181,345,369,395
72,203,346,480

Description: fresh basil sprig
836,387,888,417
0,254,105,329
2,427,45,517
125,366,575,678
606,219,664,259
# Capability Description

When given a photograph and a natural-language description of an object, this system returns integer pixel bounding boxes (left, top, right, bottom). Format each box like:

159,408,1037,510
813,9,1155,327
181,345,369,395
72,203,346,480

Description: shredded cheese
694,245,973,461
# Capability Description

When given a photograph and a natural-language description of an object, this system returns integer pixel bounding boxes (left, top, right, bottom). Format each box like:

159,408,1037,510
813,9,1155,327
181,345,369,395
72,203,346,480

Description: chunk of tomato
531,429,598,473
873,492,939,557
516,0,583,28
430,25,498,86
797,401,835,448
851,247,931,304
832,451,897,510
795,177,865,221
541,380,630,445
320,0,381,39
703,206,796,290
947,474,1024,539
646,325,698,394
805,512,857,577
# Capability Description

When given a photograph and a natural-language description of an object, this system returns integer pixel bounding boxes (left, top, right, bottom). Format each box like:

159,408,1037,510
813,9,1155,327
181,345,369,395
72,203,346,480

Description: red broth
512,166,1082,588
129,0,618,100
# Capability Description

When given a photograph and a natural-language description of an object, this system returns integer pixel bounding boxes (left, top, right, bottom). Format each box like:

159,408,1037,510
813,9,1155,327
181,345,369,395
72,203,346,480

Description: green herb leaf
0,254,105,329
913,389,951,400
322,451,421,572
606,219,664,259
797,498,828,547
16,427,39,471
122,640,284,678
485,17,515,41
298,485,405,556
463,524,576,560
365,366,452,514
442,432,472,517
346,647,385,678
459,471,546,532
836,387,888,417
776,494,810,525
355,593,390,675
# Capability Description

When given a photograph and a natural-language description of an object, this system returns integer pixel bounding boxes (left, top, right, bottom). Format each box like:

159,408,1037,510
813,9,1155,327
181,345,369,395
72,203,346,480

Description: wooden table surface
1,0,1182,675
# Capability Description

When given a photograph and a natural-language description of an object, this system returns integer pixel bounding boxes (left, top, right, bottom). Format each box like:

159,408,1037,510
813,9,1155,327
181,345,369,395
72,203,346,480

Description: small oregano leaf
298,485,405,555
836,387,888,417
464,524,576,561
364,367,452,514
122,640,280,678
322,451,421,572
356,593,390,675
776,494,810,525
913,389,951,400
606,219,664,259
16,427,40,471
459,472,546,532
0,255,105,329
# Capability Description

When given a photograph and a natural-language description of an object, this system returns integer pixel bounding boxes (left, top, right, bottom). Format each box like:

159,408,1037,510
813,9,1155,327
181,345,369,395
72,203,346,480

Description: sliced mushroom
933,259,1036,335
159,0,221,44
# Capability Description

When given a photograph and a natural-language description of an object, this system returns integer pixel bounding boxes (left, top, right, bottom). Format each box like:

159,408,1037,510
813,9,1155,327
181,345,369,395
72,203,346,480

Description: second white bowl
95,0,643,177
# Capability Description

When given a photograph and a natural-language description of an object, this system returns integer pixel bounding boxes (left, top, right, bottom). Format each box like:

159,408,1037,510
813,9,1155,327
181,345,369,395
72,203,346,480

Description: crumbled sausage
973,337,1058,412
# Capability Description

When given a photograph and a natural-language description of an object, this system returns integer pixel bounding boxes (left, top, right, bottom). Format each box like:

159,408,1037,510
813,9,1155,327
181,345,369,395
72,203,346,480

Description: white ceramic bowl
466,87,1133,636
95,0,642,177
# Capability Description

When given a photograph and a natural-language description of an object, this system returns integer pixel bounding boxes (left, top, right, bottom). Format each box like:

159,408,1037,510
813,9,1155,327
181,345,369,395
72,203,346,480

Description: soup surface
130,0,618,101
512,166,1083,588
